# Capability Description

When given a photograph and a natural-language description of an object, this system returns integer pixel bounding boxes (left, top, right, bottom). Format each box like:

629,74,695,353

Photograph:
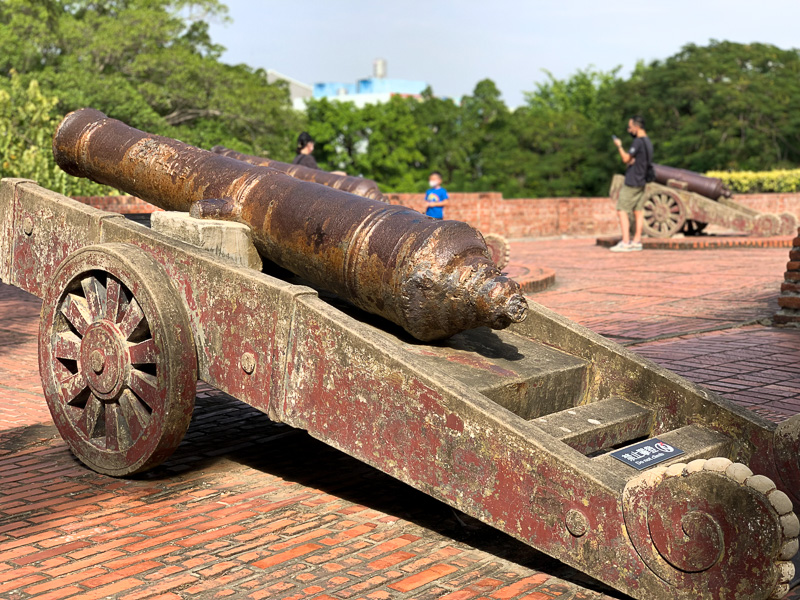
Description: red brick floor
515,238,786,344
2,237,800,599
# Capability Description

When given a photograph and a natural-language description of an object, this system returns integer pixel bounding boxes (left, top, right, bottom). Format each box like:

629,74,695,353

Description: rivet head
22,216,34,236
240,352,256,374
565,509,589,537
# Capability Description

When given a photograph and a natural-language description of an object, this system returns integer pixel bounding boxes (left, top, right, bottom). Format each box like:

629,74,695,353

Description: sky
207,0,800,108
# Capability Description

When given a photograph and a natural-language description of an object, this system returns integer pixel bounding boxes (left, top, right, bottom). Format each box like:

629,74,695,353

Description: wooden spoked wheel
642,190,686,238
39,243,196,476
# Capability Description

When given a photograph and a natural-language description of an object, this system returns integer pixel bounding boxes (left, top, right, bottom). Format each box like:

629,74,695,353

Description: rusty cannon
212,145,514,270
210,145,387,202
53,109,526,342
1,110,800,598
610,164,797,238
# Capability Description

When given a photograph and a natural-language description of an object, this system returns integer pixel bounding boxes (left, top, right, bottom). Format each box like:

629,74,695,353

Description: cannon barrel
53,109,527,341
653,163,731,200
211,146,387,202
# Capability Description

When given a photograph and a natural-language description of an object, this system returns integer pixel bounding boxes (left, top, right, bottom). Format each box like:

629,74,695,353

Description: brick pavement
633,326,800,422
516,238,786,344
2,236,800,599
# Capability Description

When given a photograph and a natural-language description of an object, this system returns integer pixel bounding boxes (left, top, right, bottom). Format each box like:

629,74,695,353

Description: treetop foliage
0,0,301,194
308,40,800,196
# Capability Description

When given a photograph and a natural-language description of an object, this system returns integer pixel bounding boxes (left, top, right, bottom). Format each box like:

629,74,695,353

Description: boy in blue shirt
425,171,449,220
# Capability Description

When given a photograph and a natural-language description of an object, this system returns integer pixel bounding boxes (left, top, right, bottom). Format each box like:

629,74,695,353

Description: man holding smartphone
610,115,653,252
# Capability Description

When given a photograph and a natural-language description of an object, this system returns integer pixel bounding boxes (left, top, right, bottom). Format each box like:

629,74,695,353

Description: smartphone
611,134,619,142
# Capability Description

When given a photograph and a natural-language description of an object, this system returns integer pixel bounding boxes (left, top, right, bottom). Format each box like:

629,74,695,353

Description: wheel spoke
118,297,145,340
61,371,88,405
81,276,107,322
61,294,92,336
104,403,130,451
54,331,81,361
129,369,164,413
106,278,122,323
128,339,157,365
53,358,75,382
119,389,150,440
78,394,104,439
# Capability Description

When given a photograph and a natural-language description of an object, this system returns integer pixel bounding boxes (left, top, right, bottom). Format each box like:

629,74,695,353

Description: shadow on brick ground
0,387,627,599
151,390,629,598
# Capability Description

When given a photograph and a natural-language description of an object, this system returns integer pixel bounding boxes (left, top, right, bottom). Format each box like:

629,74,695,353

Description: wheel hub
653,203,670,224
80,320,129,400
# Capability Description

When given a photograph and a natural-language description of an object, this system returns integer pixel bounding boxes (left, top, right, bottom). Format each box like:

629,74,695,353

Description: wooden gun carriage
610,165,798,238
2,111,800,599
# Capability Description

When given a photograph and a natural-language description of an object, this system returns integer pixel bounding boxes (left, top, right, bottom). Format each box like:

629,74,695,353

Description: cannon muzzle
211,146,387,202
53,108,527,341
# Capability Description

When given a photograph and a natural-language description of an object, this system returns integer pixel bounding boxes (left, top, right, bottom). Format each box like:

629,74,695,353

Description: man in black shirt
610,115,653,252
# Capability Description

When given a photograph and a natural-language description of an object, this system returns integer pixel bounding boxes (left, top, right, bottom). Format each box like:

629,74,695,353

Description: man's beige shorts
617,185,646,212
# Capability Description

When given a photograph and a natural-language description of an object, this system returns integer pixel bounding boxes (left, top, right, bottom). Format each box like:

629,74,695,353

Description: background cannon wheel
39,243,196,476
753,213,781,237
642,190,686,238
779,212,798,237
483,233,511,270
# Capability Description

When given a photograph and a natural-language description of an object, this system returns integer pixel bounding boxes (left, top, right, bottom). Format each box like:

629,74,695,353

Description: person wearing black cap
293,132,319,169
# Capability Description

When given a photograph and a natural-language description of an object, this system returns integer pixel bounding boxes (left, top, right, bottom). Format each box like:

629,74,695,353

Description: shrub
0,71,115,197
706,169,800,194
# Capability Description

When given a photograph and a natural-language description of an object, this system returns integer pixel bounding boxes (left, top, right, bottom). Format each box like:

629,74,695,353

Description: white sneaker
629,241,643,251
610,241,633,252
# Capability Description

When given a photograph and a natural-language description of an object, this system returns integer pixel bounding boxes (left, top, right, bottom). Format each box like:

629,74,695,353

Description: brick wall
774,231,800,325
71,195,162,214
74,191,800,239
388,193,626,238
727,194,800,216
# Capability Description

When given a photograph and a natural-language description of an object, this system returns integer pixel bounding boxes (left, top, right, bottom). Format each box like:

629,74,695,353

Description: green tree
527,68,623,196
0,71,112,195
0,0,302,195
305,98,370,173
305,96,424,191
605,41,800,172
456,79,512,191
410,88,469,189
358,97,425,190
